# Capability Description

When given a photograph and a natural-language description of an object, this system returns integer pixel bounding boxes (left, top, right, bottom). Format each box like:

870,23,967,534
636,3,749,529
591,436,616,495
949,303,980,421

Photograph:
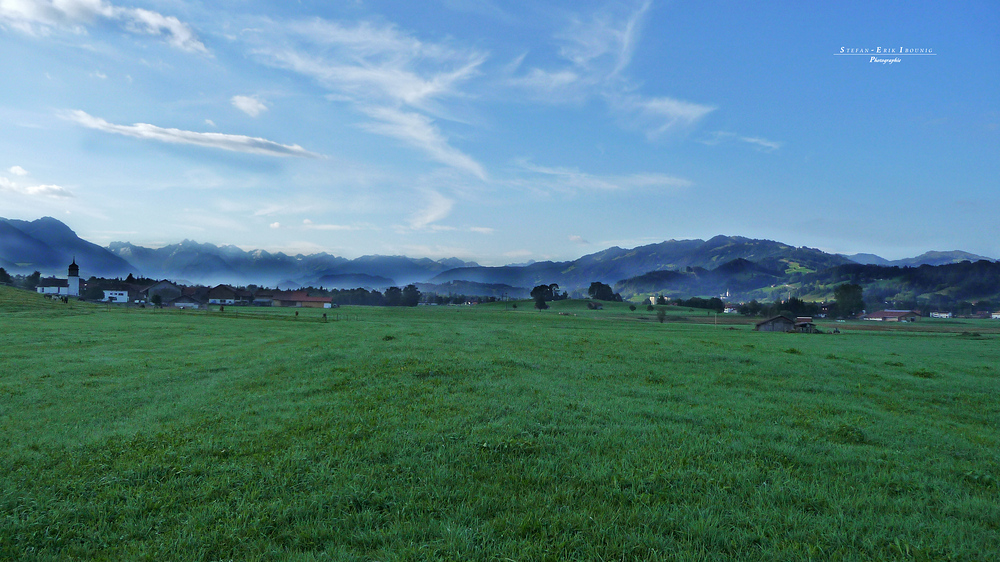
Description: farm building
144,280,182,303
794,320,818,333
168,295,204,309
993,312,1000,320
755,315,795,332
863,310,920,322
251,290,275,306
272,291,334,308
929,311,953,319
207,284,252,305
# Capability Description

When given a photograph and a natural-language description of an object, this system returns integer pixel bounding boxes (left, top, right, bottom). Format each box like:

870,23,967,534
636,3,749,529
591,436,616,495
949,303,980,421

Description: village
27,259,1000,326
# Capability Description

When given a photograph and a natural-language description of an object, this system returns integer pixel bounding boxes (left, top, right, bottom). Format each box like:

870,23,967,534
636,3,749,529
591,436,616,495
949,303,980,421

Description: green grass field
1,287,998,560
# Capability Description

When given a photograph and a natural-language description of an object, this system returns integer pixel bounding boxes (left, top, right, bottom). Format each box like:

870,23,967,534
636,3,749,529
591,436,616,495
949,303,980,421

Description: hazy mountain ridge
3,218,998,304
105,239,482,287
840,250,992,267
0,217,135,277
428,236,853,291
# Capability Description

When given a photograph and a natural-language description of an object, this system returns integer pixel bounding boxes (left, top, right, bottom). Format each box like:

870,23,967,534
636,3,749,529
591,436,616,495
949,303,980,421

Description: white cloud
517,160,691,192
64,110,322,158
269,222,280,228
360,106,485,179
0,176,73,197
90,70,107,79
231,95,268,118
569,234,590,245
303,222,358,231
507,68,580,96
698,131,737,146
0,0,207,53
612,94,716,138
393,243,475,261
204,119,216,127
468,226,494,234
557,0,650,77
740,136,782,151
8,165,28,176
258,18,485,110
699,130,781,151
248,17,487,177
507,2,714,138
409,190,454,229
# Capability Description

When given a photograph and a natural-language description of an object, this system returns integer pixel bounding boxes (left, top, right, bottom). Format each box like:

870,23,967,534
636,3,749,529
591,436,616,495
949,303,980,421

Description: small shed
794,321,818,333
755,315,795,332
169,295,204,309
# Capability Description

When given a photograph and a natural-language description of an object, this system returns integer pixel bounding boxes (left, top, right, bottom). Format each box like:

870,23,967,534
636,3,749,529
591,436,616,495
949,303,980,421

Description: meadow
1,287,997,561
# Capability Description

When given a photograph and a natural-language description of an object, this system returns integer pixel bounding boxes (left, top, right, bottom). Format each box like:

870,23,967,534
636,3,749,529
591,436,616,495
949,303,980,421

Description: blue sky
1,1,997,265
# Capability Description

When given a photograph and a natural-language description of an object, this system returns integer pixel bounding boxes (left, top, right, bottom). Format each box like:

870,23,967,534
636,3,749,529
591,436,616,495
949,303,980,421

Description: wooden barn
755,315,795,332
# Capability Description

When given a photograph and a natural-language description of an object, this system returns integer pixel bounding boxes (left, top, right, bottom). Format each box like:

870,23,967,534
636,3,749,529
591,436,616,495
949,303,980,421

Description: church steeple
68,258,79,278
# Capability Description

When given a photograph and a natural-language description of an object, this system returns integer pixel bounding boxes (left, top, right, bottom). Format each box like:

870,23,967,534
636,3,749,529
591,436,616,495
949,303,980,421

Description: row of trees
306,285,420,307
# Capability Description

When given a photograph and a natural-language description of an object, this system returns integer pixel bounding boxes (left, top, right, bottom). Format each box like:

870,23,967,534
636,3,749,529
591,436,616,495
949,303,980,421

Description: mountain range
1,217,996,301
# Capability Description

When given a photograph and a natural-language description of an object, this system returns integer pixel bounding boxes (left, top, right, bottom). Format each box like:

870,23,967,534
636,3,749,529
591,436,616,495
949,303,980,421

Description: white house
992,312,1000,320
930,311,953,319
103,290,129,303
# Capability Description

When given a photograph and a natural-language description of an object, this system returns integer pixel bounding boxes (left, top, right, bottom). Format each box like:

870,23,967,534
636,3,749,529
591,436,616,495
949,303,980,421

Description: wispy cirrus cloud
302,219,362,232
611,94,716,139
740,136,782,151
700,130,782,151
246,17,487,178
64,110,322,158
0,0,207,53
507,1,714,138
557,0,651,78
360,106,485,179
515,160,691,193
409,190,455,229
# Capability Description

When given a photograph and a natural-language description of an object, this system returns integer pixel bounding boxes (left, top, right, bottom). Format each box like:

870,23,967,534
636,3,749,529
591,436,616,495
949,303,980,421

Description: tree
588,282,621,301
25,271,41,290
0,267,11,284
833,283,865,318
384,286,402,306
151,294,163,308
402,284,421,307
534,293,548,311
739,299,762,316
530,284,555,301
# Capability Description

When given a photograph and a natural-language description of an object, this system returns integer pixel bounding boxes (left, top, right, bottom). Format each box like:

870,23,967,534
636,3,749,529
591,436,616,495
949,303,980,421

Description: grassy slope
1,287,998,560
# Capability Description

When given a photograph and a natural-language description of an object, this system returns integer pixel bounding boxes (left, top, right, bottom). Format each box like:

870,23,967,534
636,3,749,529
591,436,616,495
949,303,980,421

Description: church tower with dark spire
67,258,80,297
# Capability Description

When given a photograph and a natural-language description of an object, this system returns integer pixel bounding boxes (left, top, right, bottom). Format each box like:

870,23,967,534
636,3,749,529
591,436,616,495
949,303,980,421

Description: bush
656,309,666,323
629,305,636,311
